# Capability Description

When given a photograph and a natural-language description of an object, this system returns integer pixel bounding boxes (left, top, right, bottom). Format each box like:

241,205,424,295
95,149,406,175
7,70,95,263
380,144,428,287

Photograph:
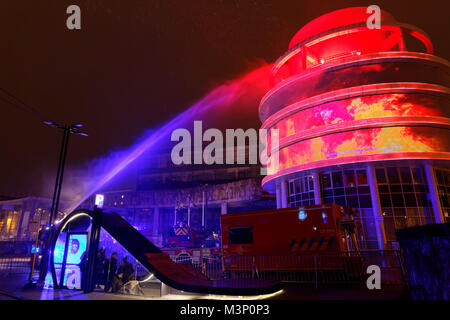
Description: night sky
1,0,449,198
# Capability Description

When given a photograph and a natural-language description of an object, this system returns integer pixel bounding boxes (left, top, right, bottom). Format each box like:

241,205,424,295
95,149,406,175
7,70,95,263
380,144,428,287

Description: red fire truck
220,204,362,275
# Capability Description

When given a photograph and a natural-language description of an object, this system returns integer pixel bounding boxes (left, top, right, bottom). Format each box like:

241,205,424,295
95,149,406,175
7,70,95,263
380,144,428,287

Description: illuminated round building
260,7,450,249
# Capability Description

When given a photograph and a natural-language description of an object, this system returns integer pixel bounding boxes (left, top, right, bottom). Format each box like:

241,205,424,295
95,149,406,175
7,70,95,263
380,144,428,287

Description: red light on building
260,7,450,249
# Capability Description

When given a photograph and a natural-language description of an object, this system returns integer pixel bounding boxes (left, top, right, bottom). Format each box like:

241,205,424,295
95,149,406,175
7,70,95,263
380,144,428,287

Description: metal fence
0,241,35,278
173,250,407,287
0,247,407,288
0,255,33,277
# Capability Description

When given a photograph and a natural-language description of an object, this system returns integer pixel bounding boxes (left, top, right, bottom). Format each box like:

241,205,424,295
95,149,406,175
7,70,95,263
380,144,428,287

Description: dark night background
1,0,449,198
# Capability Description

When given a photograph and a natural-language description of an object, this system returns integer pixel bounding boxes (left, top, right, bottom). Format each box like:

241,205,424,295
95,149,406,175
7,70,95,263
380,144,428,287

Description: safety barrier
0,248,406,289
0,255,33,276
0,241,36,278
173,250,407,287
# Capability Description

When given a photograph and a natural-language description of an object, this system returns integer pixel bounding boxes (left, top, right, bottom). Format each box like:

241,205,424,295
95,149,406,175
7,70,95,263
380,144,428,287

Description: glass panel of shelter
98,228,151,289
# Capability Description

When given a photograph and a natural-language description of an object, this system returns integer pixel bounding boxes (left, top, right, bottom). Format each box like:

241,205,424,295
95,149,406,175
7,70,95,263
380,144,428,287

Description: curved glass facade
260,7,450,249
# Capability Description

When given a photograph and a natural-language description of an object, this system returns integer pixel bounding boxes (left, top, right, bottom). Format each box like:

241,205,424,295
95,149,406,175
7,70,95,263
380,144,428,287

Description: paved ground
0,273,409,300
271,282,409,300
0,273,168,300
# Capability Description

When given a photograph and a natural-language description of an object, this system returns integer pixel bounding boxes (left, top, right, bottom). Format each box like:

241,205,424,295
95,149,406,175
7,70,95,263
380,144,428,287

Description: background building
0,197,69,241
79,146,275,247
260,7,450,249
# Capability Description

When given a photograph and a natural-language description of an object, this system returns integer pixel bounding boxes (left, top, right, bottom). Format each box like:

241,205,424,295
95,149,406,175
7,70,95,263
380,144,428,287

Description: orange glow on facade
260,7,450,193
267,93,449,140
268,127,449,175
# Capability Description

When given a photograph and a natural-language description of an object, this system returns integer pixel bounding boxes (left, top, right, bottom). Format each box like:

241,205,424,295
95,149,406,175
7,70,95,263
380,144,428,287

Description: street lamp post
36,121,88,288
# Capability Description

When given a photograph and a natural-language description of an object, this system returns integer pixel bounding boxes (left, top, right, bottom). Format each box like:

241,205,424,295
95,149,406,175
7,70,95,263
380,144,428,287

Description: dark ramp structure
51,209,282,296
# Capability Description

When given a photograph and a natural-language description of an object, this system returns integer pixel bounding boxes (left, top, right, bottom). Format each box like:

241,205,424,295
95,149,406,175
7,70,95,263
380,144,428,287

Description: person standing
78,251,87,290
117,256,134,285
103,252,118,293
95,246,106,289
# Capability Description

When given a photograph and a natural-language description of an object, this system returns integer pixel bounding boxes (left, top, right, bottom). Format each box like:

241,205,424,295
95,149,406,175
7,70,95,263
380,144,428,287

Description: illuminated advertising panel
268,93,450,140
266,127,450,177
53,233,87,290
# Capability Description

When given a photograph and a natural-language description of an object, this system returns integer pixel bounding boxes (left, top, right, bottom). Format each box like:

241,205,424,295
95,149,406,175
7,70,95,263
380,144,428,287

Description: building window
320,169,371,209
412,167,424,184
344,170,356,187
356,170,368,185
376,166,435,243
322,173,331,189
288,176,315,207
332,172,344,188
375,168,387,184
435,169,450,222
319,168,377,248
